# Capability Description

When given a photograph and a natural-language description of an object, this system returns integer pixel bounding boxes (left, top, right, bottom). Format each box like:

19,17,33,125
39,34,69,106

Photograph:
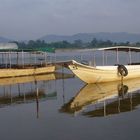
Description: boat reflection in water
0,72,74,118
60,78,140,117
0,72,74,86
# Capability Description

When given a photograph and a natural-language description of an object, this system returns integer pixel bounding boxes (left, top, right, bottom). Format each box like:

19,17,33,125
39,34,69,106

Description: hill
0,36,10,42
39,32,140,43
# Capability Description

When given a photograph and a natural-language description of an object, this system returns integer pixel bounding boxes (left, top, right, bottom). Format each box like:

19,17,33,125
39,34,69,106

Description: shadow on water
60,78,140,118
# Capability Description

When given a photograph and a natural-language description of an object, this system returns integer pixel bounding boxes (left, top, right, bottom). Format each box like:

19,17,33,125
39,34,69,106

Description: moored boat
0,44,56,78
67,46,140,83
0,64,55,78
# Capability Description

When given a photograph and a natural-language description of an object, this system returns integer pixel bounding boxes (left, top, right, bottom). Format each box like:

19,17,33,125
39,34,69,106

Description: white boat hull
68,60,140,83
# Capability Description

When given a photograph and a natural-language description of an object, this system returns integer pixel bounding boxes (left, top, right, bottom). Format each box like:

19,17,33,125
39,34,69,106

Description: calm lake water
0,50,140,140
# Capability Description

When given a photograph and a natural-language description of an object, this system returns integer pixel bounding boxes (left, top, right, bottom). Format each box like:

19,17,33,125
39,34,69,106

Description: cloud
0,0,140,40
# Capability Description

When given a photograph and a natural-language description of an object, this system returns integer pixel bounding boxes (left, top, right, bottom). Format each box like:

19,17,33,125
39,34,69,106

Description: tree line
14,38,140,49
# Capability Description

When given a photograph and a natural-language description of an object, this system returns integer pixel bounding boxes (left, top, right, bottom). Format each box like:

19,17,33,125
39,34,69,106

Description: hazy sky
0,0,139,40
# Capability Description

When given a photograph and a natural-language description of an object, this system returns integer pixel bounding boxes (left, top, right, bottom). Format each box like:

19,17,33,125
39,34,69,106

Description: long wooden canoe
0,64,55,78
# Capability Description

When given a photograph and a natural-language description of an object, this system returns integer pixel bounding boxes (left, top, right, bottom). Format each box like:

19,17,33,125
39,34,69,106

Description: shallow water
0,51,140,140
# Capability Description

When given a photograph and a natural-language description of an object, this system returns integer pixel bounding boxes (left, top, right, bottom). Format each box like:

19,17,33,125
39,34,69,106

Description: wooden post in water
80,52,83,62
137,52,139,63
2,52,4,65
129,48,132,64
18,84,21,96
62,66,65,104
8,51,11,68
130,93,133,111
45,52,47,65
16,52,19,66
139,53,140,63
0,52,1,65
10,85,12,104
29,52,32,66
34,78,39,119
54,52,56,64
36,87,39,119
23,83,26,102
105,51,108,65
102,50,105,66
118,97,120,113
22,51,24,68
93,50,96,66
34,52,37,65
103,100,106,116
116,48,119,64
5,52,7,68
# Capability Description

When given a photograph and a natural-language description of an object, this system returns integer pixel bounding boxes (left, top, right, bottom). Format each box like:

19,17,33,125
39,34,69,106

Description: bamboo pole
16,52,19,66
45,52,47,65
93,50,96,66
116,48,119,64
23,83,26,102
2,52,3,64
129,48,132,64
103,100,106,116
34,52,37,65
10,85,12,104
5,52,7,68
29,52,32,66
36,87,39,119
22,51,24,68
102,50,105,66
105,51,108,65
9,51,11,68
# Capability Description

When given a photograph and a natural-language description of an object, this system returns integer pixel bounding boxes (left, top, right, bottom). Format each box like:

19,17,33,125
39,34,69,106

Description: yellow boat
0,46,56,78
0,64,55,78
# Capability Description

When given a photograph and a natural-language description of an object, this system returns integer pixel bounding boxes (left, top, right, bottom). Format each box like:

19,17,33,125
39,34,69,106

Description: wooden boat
0,46,56,78
0,64,55,78
60,77,140,115
67,46,140,83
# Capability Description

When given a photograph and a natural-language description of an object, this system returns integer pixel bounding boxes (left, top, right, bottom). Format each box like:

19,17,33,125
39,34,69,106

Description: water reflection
60,78,140,117
0,72,74,108
0,72,74,86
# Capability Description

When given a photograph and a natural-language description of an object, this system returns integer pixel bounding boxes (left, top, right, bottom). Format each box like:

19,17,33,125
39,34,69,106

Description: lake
0,50,140,140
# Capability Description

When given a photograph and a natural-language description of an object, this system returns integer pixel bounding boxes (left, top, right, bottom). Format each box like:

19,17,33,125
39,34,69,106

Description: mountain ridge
1,32,140,43
39,32,140,43
0,36,10,42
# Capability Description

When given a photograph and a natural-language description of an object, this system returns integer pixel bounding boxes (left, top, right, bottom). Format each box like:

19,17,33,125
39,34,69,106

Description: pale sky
0,0,139,40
